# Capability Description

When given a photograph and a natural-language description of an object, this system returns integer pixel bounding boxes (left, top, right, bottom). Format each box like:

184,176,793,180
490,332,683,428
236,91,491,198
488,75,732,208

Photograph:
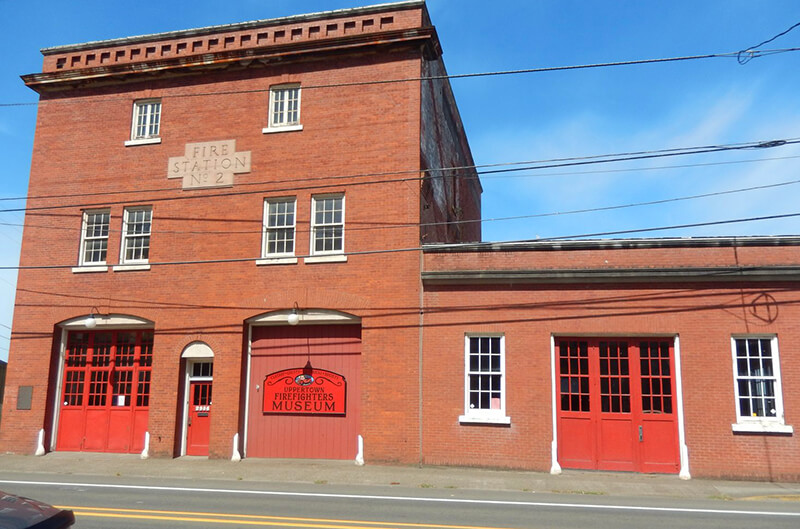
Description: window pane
490,354,500,372
480,355,489,371
739,397,751,416
738,379,750,397
762,357,774,377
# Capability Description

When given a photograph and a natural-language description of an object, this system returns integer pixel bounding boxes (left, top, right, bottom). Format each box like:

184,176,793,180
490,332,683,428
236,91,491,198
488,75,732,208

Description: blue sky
1,0,800,361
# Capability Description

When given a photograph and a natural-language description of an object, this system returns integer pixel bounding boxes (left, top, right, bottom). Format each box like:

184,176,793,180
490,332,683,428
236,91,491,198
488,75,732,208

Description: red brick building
2,1,799,481
422,240,800,480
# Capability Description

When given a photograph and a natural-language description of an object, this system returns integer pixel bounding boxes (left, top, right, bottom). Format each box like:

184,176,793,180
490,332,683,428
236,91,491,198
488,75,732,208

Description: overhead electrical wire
1,137,798,213
0,26,798,341
487,154,800,180
738,21,800,64
2,45,800,109
2,138,796,204
2,211,799,272
4,175,800,237
0,28,798,267
3,151,800,207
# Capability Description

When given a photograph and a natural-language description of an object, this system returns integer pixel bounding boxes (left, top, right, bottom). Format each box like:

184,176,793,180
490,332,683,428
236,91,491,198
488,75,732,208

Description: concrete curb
1,453,799,501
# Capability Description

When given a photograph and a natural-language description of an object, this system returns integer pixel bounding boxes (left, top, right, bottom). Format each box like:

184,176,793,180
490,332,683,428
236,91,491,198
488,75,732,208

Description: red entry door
557,338,680,473
186,381,212,456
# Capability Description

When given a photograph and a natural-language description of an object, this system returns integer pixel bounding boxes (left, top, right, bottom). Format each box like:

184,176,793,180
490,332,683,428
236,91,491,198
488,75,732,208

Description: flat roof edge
41,0,426,55
423,236,800,253
422,266,800,284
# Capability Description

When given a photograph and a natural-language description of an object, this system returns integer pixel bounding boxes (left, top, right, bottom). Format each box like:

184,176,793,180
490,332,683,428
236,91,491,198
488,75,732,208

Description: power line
738,21,800,64
477,178,800,228
3,45,800,109
2,211,798,272
4,151,800,207
7,175,800,237
529,212,800,242
4,138,793,204
483,154,800,181
2,137,797,214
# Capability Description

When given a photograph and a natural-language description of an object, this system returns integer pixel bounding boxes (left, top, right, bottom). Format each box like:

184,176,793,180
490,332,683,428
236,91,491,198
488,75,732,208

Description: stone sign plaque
168,140,251,189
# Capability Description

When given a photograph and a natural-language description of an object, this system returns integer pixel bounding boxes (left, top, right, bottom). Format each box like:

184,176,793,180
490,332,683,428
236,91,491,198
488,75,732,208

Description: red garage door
57,330,151,453
557,338,679,473
248,324,360,459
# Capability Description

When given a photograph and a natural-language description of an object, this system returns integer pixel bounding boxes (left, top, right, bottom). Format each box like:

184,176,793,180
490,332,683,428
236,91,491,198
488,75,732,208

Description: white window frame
258,197,297,265
263,84,303,134
307,194,346,263
459,334,510,425
126,99,162,146
76,209,111,270
116,206,152,270
730,335,793,434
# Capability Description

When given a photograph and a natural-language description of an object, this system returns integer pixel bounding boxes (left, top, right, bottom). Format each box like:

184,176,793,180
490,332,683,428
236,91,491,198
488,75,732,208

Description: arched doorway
181,342,214,456
245,309,361,459
53,314,153,453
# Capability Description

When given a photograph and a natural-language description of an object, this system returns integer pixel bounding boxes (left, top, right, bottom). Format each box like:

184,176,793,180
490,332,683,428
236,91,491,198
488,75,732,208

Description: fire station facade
2,1,799,481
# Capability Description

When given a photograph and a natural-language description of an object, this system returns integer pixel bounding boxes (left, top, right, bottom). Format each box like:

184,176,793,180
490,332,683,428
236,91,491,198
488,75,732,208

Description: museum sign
263,367,346,415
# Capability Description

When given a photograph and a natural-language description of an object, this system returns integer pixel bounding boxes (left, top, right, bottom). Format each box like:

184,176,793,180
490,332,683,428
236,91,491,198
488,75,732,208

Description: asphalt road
2,475,800,529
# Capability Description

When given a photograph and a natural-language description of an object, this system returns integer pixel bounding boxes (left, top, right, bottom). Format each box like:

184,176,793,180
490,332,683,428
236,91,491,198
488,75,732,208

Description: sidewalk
2,452,800,501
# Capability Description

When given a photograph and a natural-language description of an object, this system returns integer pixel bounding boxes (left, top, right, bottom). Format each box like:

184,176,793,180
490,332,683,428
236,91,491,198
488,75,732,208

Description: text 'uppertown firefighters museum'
2,1,800,481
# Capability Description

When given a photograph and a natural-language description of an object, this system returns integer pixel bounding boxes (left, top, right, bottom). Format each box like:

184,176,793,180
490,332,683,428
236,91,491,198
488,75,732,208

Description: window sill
113,264,151,272
304,254,348,264
256,257,298,266
262,124,303,134
124,137,161,147
72,265,108,274
458,414,512,425
732,422,794,434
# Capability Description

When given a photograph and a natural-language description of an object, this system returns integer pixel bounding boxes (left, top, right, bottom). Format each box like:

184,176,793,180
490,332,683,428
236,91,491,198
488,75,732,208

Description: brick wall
421,246,800,480
3,34,434,462
420,56,482,244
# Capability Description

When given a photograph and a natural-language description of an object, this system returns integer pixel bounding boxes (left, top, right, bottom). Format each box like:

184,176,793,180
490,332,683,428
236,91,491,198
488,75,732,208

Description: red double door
557,338,680,473
57,330,152,453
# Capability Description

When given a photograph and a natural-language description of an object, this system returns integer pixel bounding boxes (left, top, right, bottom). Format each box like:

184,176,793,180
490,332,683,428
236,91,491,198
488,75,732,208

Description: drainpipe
418,246,425,466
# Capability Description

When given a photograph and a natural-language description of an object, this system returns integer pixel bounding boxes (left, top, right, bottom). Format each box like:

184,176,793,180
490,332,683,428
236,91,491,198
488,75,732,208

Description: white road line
0,479,797,518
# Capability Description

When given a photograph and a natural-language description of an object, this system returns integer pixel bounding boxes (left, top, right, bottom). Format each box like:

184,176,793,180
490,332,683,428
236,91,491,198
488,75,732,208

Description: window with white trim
130,99,161,141
460,335,510,424
79,210,110,266
311,195,344,255
268,85,301,129
120,207,152,264
263,198,296,257
731,336,792,433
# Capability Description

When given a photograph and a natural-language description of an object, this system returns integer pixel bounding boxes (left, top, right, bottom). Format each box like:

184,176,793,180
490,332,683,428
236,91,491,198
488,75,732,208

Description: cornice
23,28,438,93
423,236,800,253
422,266,800,285
41,1,426,54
